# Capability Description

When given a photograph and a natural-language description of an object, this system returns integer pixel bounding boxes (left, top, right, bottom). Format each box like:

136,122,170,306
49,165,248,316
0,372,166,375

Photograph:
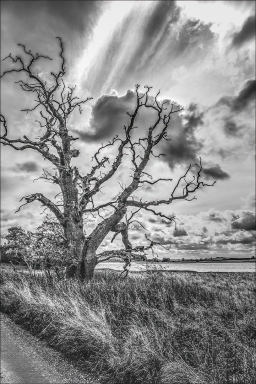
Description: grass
0,268,255,383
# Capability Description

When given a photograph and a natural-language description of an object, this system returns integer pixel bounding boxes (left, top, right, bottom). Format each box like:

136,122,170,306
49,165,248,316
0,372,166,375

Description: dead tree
0,39,215,281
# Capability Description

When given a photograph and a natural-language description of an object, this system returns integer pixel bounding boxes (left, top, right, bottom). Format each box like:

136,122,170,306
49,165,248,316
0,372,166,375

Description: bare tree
1,39,214,281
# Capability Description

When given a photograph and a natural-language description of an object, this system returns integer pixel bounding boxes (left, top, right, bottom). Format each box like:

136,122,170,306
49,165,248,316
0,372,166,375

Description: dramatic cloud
231,79,256,111
231,15,255,48
74,90,135,142
202,164,230,180
82,2,216,97
203,78,255,158
159,103,204,168
218,79,256,112
75,94,230,185
118,1,180,80
231,211,256,231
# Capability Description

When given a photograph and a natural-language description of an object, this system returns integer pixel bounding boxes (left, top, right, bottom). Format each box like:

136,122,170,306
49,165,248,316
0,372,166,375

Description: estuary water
96,260,255,273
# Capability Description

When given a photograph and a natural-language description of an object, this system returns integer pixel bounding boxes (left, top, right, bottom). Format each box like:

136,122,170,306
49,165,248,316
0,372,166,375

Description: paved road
0,315,97,384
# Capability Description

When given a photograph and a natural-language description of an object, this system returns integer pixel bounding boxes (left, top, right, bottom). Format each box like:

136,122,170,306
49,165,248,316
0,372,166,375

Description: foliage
3,227,34,266
33,215,68,268
2,218,68,274
1,270,255,383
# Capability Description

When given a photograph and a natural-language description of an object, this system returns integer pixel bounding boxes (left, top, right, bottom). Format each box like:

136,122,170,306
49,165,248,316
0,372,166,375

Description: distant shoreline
104,258,255,263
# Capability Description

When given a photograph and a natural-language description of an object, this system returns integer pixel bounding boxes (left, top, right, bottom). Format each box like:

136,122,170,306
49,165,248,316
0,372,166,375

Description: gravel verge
0,313,99,384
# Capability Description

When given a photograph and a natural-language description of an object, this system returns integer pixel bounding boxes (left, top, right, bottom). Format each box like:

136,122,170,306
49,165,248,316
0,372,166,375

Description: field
96,260,255,273
0,268,255,383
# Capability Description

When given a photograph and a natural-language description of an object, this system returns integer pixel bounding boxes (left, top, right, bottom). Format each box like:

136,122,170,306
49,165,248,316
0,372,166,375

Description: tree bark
80,206,127,281
60,170,85,264
64,219,84,262
80,252,97,282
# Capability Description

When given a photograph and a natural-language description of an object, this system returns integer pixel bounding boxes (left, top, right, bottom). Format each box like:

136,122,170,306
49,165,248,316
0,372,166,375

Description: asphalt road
0,314,98,384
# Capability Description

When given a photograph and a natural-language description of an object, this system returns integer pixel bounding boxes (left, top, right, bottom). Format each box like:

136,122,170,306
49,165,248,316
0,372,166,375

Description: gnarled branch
15,193,64,225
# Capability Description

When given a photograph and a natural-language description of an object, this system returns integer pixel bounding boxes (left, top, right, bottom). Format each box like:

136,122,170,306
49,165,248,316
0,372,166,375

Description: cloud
159,103,204,168
214,231,256,245
122,13,215,95
223,120,243,137
175,18,214,55
13,161,39,173
75,94,231,188
241,193,255,210
202,164,230,180
173,227,188,237
74,90,135,142
176,243,209,250
227,1,256,11
201,209,227,223
231,15,255,48
231,79,256,111
169,209,256,253
84,1,181,96
231,211,256,231
2,1,103,37
84,2,216,97
203,79,255,159
1,1,104,73
1,207,41,236
123,1,181,76
148,217,171,226
217,79,256,112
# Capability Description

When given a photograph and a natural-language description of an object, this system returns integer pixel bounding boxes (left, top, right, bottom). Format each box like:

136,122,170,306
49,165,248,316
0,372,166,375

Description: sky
1,0,255,259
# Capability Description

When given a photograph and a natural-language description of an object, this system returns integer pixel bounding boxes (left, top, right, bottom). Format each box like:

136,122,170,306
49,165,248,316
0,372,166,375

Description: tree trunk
61,171,85,268
80,250,98,282
64,219,84,263
80,206,127,281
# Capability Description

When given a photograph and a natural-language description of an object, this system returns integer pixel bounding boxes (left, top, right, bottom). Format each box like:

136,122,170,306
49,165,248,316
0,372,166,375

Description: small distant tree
4,226,34,269
0,38,214,281
33,216,68,278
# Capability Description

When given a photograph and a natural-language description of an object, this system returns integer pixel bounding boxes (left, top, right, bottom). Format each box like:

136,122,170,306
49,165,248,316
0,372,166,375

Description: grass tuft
1,269,255,383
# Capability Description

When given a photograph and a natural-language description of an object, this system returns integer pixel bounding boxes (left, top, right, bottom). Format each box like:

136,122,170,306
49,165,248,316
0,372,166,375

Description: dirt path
0,314,98,384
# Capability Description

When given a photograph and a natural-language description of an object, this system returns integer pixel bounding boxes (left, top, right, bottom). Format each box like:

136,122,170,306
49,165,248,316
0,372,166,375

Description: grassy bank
0,269,255,383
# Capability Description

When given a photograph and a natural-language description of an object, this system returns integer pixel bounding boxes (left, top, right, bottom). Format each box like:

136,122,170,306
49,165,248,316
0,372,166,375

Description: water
96,261,255,273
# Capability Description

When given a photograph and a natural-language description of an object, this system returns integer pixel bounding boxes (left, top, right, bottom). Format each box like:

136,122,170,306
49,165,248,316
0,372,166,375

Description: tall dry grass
0,269,255,383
